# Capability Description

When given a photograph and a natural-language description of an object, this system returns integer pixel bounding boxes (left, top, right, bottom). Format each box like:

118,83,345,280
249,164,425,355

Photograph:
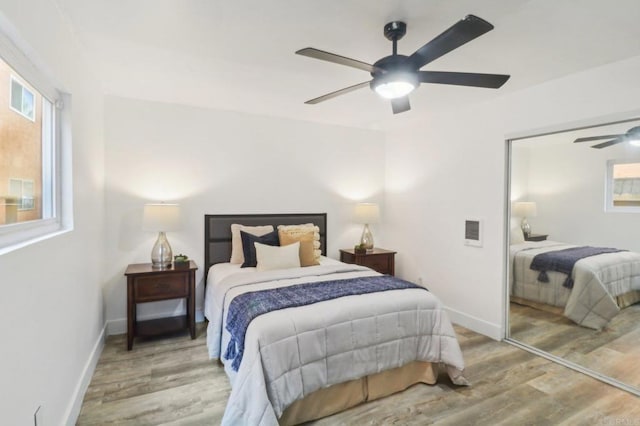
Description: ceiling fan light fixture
374,80,415,99
297,15,509,113
629,138,640,147
371,72,418,99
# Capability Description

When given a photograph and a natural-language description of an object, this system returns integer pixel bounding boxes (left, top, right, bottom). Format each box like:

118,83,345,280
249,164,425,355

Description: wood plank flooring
510,301,640,390
76,323,640,425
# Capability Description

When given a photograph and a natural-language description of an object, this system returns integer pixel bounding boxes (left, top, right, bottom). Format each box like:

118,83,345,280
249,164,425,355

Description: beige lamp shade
354,203,380,224
512,201,537,218
143,203,181,231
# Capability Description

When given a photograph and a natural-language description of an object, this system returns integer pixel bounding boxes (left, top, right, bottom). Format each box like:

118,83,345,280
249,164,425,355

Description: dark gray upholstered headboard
204,213,327,280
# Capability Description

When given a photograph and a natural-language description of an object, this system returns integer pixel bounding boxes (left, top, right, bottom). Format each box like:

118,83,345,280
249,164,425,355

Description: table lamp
143,203,180,268
354,203,380,251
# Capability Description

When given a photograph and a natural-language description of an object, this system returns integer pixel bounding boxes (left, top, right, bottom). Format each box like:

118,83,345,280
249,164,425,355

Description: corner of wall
446,305,503,341
63,323,106,425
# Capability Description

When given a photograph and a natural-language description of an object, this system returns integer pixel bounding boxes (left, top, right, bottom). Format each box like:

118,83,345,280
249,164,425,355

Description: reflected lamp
513,201,537,238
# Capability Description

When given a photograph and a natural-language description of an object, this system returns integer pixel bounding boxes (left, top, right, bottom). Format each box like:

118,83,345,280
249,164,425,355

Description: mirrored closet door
506,116,640,395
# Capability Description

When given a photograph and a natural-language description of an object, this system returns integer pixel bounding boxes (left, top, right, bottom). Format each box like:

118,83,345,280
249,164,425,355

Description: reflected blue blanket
224,275,426,371
530,246,625,289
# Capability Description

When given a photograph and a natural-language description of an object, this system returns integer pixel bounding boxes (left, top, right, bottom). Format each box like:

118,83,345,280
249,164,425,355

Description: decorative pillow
230,224,274,264
278,229,320,267
255,241,301,271
240,230,280,268
277,223,321,260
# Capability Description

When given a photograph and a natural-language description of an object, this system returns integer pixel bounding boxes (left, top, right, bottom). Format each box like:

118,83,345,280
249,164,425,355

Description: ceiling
54,0,640,130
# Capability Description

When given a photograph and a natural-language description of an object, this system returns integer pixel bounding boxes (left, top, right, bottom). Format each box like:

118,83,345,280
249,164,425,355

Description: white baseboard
107,309,206,336
63,323,106,425
445,306,504,341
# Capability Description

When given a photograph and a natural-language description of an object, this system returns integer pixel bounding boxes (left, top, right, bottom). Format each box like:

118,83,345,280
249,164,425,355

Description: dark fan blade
408,15,494,69
574,134,624,143
296,48,377,73
391,96,411,114
419,71,509,88
591,137,625,149
304,81,370,104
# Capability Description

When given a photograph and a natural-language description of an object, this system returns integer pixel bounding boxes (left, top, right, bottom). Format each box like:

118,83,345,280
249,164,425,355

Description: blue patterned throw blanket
530,246,626,289
224,275,426,371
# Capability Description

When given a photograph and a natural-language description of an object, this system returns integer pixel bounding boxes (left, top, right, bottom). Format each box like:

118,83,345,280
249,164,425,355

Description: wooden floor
77,323,640,425
510,301,640,390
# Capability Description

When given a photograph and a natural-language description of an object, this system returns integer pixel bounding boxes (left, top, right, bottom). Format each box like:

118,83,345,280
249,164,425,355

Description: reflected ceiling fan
296,15,510,114
573,126,640,149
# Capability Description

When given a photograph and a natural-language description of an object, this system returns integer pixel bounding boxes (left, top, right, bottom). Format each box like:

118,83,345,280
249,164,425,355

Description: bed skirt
279,361,437,425
512,289,640,316
617,290,640,308
510,295,565,316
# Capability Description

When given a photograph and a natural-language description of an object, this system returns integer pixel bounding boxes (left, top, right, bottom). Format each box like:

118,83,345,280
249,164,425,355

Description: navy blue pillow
240,230,280,268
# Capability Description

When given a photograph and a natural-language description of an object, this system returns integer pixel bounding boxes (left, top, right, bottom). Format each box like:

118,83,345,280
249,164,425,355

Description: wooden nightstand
525,234,548,242
339,248,396,275
124,261,198,350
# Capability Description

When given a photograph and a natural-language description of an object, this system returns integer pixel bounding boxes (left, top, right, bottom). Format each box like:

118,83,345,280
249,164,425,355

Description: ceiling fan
296,15,510,114
573,126,640,149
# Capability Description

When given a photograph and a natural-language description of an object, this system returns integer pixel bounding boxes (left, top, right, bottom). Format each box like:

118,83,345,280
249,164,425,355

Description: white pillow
255,241,301,271
230,224,274,264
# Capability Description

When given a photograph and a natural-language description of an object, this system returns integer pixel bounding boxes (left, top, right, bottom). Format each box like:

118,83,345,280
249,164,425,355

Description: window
605,160,640,212
0,22,67,252
8,178,35,210
10,76,35,121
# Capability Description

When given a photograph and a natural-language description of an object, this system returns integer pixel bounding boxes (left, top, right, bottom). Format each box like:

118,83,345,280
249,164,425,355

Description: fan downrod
383,21,407,41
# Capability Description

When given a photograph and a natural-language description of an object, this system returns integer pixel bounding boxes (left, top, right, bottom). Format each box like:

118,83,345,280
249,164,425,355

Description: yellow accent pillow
278,228,320,267
277,224,321,261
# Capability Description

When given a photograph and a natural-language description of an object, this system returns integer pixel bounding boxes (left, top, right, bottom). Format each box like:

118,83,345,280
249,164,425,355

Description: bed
203,213,467,425
510,239,640,330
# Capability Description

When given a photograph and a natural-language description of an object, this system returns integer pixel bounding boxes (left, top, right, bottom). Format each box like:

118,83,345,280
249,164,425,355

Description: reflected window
606,160,640,211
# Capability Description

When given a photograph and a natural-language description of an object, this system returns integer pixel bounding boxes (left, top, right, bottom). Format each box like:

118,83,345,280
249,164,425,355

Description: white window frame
605,159,640,213
9,75,35,121
0,15,70,254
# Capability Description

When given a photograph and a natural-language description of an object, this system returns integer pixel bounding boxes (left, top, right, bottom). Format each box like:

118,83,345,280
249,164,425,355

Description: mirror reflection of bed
507,116,640,394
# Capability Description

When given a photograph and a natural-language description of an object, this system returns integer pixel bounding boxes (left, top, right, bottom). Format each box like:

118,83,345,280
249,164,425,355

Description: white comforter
510,241,640,329
204,258,467,425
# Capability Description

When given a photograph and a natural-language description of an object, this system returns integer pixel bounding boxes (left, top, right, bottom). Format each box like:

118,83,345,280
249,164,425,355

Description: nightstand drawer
359,255,393,275
134,274,188,301
339,248,396,276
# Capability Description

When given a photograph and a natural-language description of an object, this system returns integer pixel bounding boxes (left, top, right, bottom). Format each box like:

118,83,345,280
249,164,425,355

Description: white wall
515,139,640,252
2,5,638,422
0,1,105,425
384,54,640,339
103,96,386,333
